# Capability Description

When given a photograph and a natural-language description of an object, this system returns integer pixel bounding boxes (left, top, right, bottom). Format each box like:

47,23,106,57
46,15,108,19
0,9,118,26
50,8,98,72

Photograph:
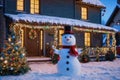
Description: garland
29,29,37,40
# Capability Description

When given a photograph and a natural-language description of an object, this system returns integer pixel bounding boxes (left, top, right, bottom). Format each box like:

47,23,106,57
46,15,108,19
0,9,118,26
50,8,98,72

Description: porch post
106,33,110,47
53,26,58,48
112,33,117,56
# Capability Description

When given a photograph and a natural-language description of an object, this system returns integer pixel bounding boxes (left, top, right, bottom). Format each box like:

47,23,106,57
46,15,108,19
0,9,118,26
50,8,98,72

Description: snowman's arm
77,48,82,55
52,45,60,54
54,49,60,55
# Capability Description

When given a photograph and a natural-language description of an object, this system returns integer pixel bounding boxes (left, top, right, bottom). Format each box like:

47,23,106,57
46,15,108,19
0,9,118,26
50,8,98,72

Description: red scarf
62,45,78,56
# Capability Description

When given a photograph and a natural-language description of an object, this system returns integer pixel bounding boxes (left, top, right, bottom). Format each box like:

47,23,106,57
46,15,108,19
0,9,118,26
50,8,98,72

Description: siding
41,0,75,18
0,6,5,49
74,30,84,47
91,33,102,47
5,0,17,14
75,4,101,24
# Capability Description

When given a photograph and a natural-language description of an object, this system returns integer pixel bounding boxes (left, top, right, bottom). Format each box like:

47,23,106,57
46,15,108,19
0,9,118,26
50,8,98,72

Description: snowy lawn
0,58,120,80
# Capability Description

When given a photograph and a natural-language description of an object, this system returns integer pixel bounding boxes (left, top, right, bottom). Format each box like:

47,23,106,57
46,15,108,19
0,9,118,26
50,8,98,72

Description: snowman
52,26,81,76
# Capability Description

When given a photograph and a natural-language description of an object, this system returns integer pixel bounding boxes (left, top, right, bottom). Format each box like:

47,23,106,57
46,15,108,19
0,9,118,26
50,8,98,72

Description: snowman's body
54,34,81,76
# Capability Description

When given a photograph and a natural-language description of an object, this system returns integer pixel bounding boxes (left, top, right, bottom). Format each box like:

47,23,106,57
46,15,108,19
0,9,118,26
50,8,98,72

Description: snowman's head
62,34,76,46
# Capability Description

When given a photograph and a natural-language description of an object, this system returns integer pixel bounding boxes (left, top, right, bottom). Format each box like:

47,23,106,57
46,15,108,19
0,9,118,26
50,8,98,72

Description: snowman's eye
65,36,67,38
70,36,72,38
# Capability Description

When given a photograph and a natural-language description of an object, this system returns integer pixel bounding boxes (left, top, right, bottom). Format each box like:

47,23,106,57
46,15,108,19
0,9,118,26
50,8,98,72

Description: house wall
0,0,5,50
4,0,17,14
75,4,101,24
4,0,102,24
74,30,84,47
91,33,102,47
41,0,75,18
110,10,120,26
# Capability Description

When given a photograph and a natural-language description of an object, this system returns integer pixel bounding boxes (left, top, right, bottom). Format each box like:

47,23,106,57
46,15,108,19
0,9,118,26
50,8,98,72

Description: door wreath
29,29,37,40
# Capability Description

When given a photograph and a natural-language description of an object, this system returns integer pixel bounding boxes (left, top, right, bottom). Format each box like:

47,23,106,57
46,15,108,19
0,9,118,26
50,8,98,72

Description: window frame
17,0,24,11
81,7,88,20
30,0,40,14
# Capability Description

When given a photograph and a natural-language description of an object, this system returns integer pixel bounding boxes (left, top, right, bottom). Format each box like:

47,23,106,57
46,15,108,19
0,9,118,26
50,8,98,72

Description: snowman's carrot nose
67,38,70,41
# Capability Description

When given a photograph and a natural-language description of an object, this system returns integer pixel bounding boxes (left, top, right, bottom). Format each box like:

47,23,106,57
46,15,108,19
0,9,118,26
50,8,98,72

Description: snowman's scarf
62,45,78,56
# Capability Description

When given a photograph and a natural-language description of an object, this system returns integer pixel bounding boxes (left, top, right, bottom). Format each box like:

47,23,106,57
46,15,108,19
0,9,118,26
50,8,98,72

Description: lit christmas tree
0,28,30,75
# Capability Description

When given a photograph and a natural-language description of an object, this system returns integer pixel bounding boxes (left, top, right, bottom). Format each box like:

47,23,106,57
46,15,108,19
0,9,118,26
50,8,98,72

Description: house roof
81,0,105,8
106,5,120,26
5,14,118,32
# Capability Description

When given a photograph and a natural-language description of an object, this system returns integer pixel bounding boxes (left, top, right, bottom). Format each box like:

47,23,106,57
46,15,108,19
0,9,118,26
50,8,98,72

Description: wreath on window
29,29,37,40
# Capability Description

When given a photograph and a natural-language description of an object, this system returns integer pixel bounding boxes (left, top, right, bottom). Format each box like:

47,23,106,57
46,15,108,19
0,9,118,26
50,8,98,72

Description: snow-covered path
1,58,120,80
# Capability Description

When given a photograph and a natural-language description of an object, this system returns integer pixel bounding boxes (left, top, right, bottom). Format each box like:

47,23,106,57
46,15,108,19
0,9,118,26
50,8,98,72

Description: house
106,0,120,46
0,0,117,57
106,0,120,54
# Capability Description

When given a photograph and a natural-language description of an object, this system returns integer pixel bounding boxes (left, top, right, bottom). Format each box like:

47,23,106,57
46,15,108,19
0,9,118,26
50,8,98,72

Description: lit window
59,30,64,46
17,0,24,11
81,7,87,20
30,0,39,14
85,32,90,46
40,30,43,50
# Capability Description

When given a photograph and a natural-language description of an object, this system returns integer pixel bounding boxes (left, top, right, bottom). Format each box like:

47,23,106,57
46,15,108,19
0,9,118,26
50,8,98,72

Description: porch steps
27,57,51,62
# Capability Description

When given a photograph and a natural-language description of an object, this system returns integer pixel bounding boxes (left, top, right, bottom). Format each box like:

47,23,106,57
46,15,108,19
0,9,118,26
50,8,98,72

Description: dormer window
81,7,88,20
30,0,39,14
17,0,24,11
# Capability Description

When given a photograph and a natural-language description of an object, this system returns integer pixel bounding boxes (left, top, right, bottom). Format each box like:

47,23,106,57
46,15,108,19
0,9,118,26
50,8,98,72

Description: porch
5,14,118,58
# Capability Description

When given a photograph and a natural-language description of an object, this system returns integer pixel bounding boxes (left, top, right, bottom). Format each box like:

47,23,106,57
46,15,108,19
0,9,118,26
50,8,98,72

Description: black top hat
64,25,74,34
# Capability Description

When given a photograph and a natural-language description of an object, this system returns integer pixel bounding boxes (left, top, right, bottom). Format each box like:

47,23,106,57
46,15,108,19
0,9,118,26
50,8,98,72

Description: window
81,7,87,20
85,32,90,46
17,0,24,11
59,30,64,46
30,0,39,14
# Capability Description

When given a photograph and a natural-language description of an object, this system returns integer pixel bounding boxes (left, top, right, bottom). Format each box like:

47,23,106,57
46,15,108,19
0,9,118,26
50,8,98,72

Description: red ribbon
62,45,78,56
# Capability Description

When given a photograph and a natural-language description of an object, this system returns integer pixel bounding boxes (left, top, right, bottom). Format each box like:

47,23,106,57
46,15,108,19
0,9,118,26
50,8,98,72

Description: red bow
62,45,78,56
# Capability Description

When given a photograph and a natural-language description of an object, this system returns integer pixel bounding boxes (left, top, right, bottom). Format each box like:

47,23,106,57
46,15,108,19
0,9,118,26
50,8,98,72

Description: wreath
29,29,37,40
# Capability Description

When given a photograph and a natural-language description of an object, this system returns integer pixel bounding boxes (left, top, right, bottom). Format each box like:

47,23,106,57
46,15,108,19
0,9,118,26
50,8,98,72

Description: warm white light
4,60,8,64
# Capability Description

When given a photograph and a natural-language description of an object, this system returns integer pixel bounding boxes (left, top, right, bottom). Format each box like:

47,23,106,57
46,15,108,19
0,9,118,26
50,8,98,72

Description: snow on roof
113,25,120,32
5,14,118,32
82,0,105,7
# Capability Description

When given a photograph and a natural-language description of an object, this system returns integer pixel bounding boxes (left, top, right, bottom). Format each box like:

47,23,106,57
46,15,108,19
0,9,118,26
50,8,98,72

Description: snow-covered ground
1,58,120,80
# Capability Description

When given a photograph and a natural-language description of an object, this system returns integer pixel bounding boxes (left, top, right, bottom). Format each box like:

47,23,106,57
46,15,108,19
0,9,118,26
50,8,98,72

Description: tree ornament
4,60,8,64
14,46,19,51
29,29,37,40
10,67,14,71
8,38,12,42
0,57,3,60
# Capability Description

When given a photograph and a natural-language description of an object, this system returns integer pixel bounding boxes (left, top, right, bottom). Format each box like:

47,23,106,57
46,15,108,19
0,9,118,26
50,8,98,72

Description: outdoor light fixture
116,20,120,25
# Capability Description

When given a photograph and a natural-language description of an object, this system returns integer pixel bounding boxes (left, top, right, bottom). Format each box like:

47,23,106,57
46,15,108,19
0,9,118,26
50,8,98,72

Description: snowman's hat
64,25,74,34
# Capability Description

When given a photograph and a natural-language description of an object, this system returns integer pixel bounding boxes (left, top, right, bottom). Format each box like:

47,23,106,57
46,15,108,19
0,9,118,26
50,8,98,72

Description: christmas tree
0,28,30,75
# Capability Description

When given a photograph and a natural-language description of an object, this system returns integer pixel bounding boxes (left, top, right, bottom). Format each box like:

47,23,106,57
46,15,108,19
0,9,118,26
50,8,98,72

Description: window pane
81,7,87,20
30,0,39,14
85,32,90,46
17,0,24,11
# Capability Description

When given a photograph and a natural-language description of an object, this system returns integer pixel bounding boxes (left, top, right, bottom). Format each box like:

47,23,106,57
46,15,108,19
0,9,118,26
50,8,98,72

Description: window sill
81,19,90,22
16,10,27,13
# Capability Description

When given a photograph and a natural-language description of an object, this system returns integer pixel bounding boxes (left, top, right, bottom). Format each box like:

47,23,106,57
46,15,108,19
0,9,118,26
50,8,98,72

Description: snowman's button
66,55,70,58
66,68,69,71
66,61,69,64
68,51,70,53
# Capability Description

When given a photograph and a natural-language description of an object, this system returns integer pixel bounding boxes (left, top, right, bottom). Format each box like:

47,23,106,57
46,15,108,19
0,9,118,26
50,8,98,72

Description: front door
24,27,44,57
